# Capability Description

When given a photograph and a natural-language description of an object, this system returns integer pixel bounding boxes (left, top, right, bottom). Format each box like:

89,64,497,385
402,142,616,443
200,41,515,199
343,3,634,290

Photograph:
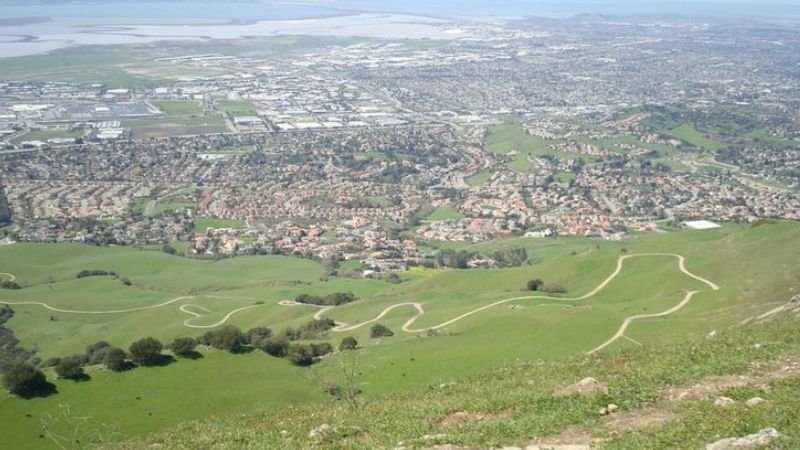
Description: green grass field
669,124,727,152
425,206,464,221
466,171,493,187
193,218,246,232
218,100,257,116
1,221,799,448
152,101,204,116
486,124,597,170
10,130,85,145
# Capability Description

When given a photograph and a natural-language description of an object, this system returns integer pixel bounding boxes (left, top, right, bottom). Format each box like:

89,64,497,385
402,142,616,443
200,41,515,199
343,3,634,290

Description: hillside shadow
138,355,176,367
17,382,58,399
176,350,204,360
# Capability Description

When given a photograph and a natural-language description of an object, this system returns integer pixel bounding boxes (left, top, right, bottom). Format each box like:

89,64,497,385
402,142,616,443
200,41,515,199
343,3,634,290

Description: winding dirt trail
0,253,720,349
0,272,15,282
0,291,260,328
281,253,720,353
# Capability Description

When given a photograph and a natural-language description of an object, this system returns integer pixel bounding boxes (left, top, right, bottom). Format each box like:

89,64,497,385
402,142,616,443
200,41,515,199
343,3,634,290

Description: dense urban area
1,15,799,274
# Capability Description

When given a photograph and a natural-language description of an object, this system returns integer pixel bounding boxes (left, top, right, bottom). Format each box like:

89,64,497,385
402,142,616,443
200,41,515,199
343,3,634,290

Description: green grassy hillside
118,313,800,449
0,221,798,448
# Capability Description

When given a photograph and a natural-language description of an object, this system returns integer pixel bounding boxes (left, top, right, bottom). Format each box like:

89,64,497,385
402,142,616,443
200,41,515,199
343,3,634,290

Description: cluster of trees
294,292,357,306
0,280,21,290
0,306,35,376
428,246,530,270
75,270,132,286
526,279,566,294
2,317,371,399
370,323,394,338
76,270,118,279
0,184,11,226
492,247,529,268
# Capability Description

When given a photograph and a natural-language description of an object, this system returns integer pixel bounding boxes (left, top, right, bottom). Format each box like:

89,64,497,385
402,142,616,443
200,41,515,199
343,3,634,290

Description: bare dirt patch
434,410,506,428
554,377,608,397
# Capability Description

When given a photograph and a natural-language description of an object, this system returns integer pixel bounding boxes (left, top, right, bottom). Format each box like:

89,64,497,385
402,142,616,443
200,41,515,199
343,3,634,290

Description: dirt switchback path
282,253,720,352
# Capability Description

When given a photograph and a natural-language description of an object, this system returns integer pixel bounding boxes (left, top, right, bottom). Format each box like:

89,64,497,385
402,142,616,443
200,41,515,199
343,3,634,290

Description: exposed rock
308,423,333,439
745,397,766,407
555,377,608,396
714,397,736,407
705,428,779,449
599,403,619,416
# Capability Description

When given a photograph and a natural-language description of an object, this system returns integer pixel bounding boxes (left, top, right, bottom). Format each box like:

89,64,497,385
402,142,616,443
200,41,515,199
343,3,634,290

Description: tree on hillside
103,347,129,372
168,337,198,357
287,344,316,366
86,341,111,365
0,184,12,226
2,362,53,398
259,337,289,358
54,356,87,380
370,324,394,339
339,336,358,351
244,327,273,347
201,326,244,352
129,337,164,366
527,279,544,291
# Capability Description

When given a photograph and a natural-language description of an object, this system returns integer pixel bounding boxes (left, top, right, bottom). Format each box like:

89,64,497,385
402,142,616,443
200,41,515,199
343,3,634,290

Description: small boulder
599,404,619,416
714,396,736,407
555,377,608,396
308,423,333,439
745,397,766,408
705,428,779,449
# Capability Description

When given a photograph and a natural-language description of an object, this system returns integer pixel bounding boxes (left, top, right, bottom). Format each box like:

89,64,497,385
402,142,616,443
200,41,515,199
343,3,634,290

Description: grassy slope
119,315,800,449
669,124,726,152
1,222,798,448
0,351,326,450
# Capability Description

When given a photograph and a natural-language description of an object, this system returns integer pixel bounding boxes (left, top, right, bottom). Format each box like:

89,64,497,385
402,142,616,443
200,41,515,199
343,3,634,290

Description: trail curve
282,253,720,338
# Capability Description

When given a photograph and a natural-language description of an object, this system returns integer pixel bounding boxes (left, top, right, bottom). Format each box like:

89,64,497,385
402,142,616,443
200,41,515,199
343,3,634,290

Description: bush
526,279,543,291
86,341,111,365
76,270,117,279
54,355,86,380
259,337,289,358
311,343,334,357
541,283,566,294
168,337,197,357
244,327,273,347
370,324,394,339
2,362,51,398
103,347,129,372
286,344,316,366
201,326,244,352
39,357,61,368
0,280,21,290
339,336,358,351
294,292,357,306
129,337,164,366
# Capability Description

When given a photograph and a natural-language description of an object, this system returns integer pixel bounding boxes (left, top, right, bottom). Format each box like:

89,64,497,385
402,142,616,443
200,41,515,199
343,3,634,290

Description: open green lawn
669,124,727,152
1,221,799,448
10,130,85,145
466,171,493,187
218,100,257,116
425,206,464,221
0,351,325,450
121,115,226,139
152,100,204,116
193,218,246,232
486,124,594,171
